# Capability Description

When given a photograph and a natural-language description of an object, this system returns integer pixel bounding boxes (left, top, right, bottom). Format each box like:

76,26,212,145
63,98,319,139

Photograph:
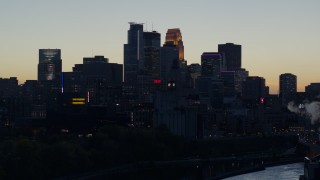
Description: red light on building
154,79,161,84
260,97,264,104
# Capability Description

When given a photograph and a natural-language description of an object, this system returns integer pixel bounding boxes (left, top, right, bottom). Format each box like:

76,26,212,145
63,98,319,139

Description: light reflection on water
224,163,304,180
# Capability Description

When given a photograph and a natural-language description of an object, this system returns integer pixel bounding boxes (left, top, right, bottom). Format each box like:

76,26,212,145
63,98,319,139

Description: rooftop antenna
152,22,154,31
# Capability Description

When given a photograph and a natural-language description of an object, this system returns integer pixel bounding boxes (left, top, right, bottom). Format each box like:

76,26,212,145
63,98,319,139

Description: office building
136,31,161,103
234,68,249,96
188,63,201,88
143,31,161,78
154,90,199,139
124,22,144,84
160,44,179,90
38,49,62,81
165,28,184,61
201,52,223,79
243,76,266,102
221,71,236,97
71,56,122,105
196,76,224,108
218,43,241,70
305,83,320,99
279,73,297,106
0,77,18,97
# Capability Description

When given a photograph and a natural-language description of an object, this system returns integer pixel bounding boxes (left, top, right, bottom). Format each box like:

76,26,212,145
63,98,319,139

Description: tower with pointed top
165,28,184,61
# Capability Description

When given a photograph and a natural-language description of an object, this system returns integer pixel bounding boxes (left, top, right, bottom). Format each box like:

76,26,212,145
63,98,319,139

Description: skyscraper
305,83,320,99
218,43,241,70
135,31,161,103
188,63,201,88
234,68,249,96
160,43,179,90
279,73,297,106
243,76,266,101
124,22,144,84
165,28,184,61
201,52,223,79
221,71,236,97
38,49,62,81
143,31,161,78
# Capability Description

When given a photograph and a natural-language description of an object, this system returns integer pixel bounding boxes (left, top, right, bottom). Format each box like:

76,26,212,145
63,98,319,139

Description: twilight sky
0,0,319,94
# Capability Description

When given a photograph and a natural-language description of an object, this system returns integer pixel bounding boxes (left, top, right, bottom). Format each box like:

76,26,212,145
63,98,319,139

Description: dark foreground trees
0,125,299,179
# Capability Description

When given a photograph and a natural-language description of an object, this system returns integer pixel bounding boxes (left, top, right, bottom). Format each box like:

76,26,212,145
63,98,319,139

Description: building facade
243,76,266,103
218,43,241,71
201,52,223,79
279,73,297,106
124,22,144,84
165,28,184,61
38,49,62,81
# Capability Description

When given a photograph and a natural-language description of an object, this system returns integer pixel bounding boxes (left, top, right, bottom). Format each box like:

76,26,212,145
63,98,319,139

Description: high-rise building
165,28,184,61
243,76,266,101
143,31,161,78
70,56,123,105
0,77,18,97
279,73,297,105
201,52,223,79
135,31,161,103
218,43,241,70
124,22,144,84
305,83,320,99
221,71,236,97
234,68,249,96
195,76,224,108
188,63,201,88
38,49,62,81
160,44,179,90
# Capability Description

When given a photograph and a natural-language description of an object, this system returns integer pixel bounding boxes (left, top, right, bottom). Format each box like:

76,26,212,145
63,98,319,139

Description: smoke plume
287,101,300,114
287,101,320,125
305,102,320,124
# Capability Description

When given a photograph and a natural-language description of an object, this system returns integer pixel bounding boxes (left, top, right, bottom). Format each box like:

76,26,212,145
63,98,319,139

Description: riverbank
224,163,304,180
55,155,304,179
212,157,304,180
211,166,265,180
264,157,303,167
1,125,303,179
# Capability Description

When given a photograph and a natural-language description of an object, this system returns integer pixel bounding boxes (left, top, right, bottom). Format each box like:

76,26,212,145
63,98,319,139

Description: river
224,163,304,180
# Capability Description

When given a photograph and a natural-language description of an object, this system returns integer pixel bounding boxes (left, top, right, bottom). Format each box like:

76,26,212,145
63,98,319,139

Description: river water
225,163,304,180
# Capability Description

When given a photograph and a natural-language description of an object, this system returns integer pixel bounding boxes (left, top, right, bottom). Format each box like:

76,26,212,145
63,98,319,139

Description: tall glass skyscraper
38,49,62,81
201,52,223,79
218,43,241,71
124,22,144,84
143,31,161,79
160,44,179,90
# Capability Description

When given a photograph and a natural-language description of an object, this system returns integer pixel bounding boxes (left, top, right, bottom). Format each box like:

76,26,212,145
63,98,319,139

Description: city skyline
1,0,320,93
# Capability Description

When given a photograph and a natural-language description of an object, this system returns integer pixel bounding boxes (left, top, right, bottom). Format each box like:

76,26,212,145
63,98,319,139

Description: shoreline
56,156,304,179
211,166,265,180
214,158,304,180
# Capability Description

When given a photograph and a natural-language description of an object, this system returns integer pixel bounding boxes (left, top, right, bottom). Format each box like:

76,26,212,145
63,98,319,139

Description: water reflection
225,163,303,180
